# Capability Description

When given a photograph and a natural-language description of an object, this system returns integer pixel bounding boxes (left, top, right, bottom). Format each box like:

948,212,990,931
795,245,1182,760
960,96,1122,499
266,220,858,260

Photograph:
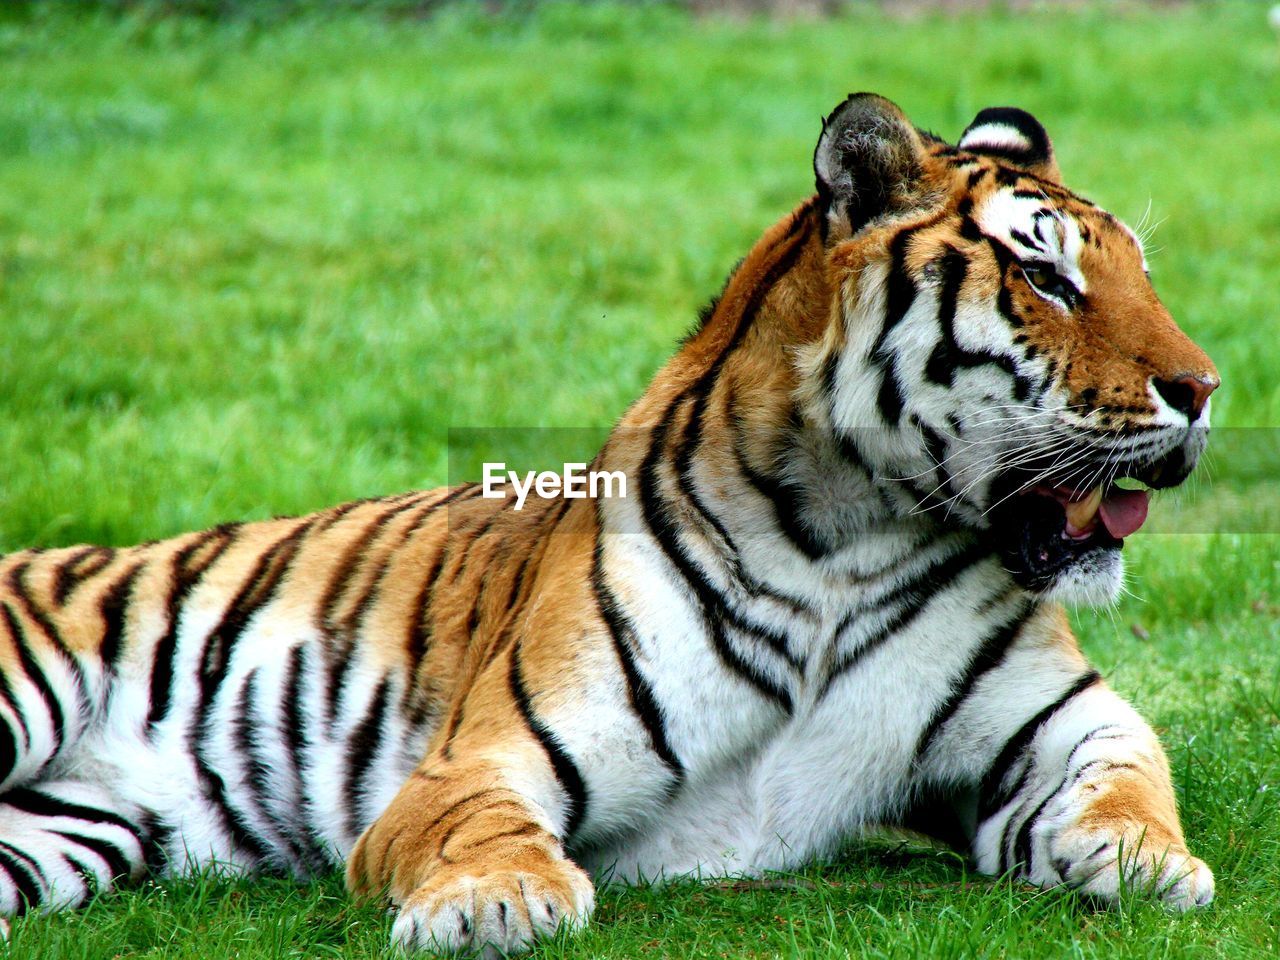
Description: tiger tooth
1064,487,1103,530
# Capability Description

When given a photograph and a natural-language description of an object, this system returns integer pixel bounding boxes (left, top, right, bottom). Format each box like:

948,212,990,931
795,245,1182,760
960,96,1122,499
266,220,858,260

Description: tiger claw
391,863,594,955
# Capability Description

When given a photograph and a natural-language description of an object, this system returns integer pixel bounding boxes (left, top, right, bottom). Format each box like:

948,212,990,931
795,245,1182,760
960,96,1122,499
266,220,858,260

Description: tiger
0,93,1218,954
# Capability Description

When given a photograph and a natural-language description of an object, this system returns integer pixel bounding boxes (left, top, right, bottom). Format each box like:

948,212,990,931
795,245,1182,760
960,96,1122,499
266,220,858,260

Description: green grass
2,2,1280,957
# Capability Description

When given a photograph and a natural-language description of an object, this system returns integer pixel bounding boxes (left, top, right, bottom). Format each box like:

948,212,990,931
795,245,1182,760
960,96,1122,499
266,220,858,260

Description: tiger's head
807,93,1218,605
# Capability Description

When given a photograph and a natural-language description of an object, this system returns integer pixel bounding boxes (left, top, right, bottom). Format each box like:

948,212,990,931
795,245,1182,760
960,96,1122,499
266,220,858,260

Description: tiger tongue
1098,488,1149,539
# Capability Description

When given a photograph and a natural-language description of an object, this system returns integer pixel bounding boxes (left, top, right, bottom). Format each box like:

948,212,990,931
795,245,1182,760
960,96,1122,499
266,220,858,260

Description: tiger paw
1050,826,1214,910
390,861,595,956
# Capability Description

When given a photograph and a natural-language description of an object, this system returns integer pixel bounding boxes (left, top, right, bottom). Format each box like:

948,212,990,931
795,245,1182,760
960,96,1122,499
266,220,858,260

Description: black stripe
822,543,989,695
53,547,115,606
139,812,172,873
444,496,514,598
1032,213,1052,246
1013,187,1061,202
319,499,428,732
503,549,535,617
993,166,1024,188
62,852,98,894
344,676,391,841
868,228,918,427
916,419,959,509
913,601,1031,760
995,260,1026,329
190,522,313,861
308,496,384,536
695,394,816,611
730,415,829,560
466,495,576,689
345,493,442,640
99,562,144,672
402,545,447,706
1007,791,1054,874
924,249,968,388
925,248,1033,397
0,655,31,755
0,840,41,914
876,370,907,428
672,370,745,563
683,255,743,341
509,648,587,842
8,564,89,715
280,647,332,865
197,526,307,692
639,410,795,712
820,351,841,405
832,429,902,524
190,763,271,862
1,602,65,756
1009,756,1134,874
1005,726,1132,874
676,205,811,412
3,787,140,835
51,548,94,605
233,668,310,870
0,720,15,788
1008,228,1040,252
277,643,327,866
591,539,683,785
50,829,133,882
459,500,523,645
977,670,1102,820
319,496,433,637
279,645,310,822
334,486,480,729
147,527,239,733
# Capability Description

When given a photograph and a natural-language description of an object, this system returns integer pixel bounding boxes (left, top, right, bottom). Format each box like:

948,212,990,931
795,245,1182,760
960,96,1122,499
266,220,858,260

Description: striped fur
0,95,1215,952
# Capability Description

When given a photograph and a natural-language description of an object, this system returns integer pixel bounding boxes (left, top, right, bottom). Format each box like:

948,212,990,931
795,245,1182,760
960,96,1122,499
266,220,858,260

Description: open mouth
1034,483,1150,541
990,478,1151,591
979,423,1207,593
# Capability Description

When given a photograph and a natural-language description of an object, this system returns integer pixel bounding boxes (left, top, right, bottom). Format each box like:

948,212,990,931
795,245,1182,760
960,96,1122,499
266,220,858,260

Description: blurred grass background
2,2,1280,958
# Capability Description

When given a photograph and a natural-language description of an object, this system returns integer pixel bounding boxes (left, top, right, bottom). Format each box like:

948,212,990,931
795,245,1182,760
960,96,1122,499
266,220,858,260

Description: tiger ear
813,93,927,241
958,107,1061,182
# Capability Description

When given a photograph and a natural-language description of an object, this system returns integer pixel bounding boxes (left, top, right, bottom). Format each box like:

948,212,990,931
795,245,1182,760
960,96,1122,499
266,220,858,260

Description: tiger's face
812,96,1218,604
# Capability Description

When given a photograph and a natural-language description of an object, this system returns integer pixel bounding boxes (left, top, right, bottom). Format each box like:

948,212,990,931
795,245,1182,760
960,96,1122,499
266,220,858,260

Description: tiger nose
1152,374,1219,421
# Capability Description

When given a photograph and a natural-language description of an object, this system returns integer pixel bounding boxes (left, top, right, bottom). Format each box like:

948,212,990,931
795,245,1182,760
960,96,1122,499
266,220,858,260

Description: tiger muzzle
987,425,1208,592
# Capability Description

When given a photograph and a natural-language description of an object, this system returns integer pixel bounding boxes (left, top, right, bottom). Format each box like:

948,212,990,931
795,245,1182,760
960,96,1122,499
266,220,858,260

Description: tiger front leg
973,678,1213,908
346,655,594,956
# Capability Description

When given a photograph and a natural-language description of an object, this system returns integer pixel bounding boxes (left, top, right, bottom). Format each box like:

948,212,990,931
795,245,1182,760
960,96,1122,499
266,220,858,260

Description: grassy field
2,2,1280,957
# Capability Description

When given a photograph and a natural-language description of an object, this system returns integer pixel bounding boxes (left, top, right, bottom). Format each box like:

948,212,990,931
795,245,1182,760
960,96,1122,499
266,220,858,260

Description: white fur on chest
578,531,1019,881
